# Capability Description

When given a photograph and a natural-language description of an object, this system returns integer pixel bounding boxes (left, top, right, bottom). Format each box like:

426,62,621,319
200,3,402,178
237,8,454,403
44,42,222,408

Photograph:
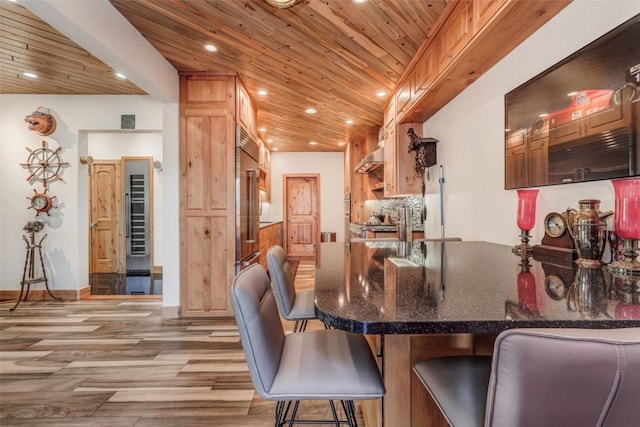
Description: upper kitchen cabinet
179,72,253,318
237,83,257,139
394,0,569,124
384,121,423,197
435,0,472,75
350,136,369,223
382,103,422,197
473,0,508,32
258,139,271,202
344,141,352,194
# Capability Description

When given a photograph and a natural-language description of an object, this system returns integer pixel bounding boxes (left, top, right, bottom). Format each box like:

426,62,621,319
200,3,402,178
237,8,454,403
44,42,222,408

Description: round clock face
27,190,55,216
544,275,566,300
32,195,48,209
544,212,567,238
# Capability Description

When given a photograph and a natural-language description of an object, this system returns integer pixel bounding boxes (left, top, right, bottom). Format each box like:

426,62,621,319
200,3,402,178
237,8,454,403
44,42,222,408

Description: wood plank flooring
0,260,363,426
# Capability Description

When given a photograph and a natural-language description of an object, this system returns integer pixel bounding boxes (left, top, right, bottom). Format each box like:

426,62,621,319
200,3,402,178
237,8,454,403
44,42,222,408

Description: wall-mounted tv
505,14,639,190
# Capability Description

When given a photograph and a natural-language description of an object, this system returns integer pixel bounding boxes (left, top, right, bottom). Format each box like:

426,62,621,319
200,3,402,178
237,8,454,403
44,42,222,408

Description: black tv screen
504,14,639,189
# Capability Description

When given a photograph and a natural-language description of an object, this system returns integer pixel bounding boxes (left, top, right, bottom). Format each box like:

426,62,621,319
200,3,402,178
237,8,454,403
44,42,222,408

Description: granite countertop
314,241,640,335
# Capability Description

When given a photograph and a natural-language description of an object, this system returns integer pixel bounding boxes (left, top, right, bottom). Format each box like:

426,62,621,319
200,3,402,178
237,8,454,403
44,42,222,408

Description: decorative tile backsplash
379,195,424,230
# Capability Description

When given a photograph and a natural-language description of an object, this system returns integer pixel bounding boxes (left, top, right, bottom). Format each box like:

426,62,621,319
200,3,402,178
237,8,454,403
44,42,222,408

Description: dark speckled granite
314,241,640,334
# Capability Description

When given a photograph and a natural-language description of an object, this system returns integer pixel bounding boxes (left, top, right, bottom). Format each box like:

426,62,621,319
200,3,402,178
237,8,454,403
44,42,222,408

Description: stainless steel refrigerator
235,125,261,272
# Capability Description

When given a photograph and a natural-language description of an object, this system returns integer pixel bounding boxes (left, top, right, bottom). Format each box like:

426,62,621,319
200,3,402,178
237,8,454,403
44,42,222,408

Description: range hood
355,147,384,173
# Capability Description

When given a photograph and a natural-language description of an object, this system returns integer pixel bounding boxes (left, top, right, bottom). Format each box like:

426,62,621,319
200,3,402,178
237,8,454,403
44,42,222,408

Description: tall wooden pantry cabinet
179,72,256,317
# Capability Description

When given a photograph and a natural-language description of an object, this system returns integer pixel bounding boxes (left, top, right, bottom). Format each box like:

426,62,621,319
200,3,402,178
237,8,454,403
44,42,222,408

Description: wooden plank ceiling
1,0,450,152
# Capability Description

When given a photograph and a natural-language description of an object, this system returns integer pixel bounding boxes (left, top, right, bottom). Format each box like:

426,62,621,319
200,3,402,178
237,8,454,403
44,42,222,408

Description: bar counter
314,241,640,427
315,240,640,333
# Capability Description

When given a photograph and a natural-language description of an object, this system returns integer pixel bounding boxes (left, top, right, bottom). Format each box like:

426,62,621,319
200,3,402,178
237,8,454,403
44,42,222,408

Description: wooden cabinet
473,0,508,32
383,120,396,196
179,72,239,317
258,139,271,202
350,136,369,223
412,45,437,102
393,0,569,124
344,142,352,194
395,80,412,118
436,0,473,74
384,121,423,197
237,84,257,139
259,222,283,269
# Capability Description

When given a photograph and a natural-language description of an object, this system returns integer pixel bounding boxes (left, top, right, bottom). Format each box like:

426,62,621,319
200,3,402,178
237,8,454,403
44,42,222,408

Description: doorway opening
89,157,161,296
283,174,320,259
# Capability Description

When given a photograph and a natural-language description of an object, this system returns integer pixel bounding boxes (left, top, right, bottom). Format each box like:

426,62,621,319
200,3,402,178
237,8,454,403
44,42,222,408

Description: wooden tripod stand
11,231,60,311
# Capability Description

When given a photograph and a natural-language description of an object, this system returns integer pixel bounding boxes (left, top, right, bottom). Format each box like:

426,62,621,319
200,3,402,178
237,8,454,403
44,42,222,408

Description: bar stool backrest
485,328,640,427
266,245,296,318
230,264,285,397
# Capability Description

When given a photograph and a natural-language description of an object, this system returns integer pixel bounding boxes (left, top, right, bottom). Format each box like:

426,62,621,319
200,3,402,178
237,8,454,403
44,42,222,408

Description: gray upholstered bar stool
413,327,640,427
266,245,316,332
231,264,385,426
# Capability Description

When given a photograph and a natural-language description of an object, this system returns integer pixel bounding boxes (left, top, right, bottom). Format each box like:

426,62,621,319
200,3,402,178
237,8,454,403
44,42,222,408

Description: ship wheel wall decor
20,140,68,189
27,188,56,216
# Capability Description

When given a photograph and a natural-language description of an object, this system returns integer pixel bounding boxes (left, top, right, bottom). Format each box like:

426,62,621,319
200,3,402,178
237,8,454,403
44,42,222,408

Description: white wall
422,1,640,246
0,95,180,305
269,152,346,242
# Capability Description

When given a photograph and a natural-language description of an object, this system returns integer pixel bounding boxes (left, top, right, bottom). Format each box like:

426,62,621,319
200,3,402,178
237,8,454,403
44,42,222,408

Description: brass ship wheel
20,140,68,189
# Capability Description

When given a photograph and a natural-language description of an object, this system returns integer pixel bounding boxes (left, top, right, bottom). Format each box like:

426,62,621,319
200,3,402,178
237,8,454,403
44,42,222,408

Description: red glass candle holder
608,177,640,276
517,261,539,315
512,189,539,257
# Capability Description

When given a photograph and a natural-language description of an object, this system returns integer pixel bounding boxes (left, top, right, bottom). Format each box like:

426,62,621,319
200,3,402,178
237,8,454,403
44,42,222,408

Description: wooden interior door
284,175,319,257
90,161,124,274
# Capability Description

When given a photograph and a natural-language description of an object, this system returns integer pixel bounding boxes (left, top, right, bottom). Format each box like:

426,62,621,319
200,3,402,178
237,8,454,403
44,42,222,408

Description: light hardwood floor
0,260,362,426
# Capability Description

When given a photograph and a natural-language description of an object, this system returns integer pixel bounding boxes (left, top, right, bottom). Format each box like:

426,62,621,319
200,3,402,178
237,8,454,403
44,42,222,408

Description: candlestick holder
512,189,539,259
608,177,640,277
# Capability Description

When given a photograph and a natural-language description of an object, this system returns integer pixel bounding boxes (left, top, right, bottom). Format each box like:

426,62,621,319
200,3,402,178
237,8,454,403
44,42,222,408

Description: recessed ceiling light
115,72,127,80
345,119,354,125
376,91,386,97
309,141,318,145
267,138,273,143
354,0,368,3
272,147,279,151
204,43,218,52
22,71,37,78
338,141,345,146
259,127,266,132
305,108,317,114
257,89,268,96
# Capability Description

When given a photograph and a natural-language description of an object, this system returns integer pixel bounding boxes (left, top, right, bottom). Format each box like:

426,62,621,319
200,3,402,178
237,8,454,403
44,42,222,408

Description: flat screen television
504,14,639,190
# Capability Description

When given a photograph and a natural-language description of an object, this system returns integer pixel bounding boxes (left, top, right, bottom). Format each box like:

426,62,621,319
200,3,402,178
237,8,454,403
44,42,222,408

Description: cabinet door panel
437,0,472,72
474,0,507,32
413,45,437,97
